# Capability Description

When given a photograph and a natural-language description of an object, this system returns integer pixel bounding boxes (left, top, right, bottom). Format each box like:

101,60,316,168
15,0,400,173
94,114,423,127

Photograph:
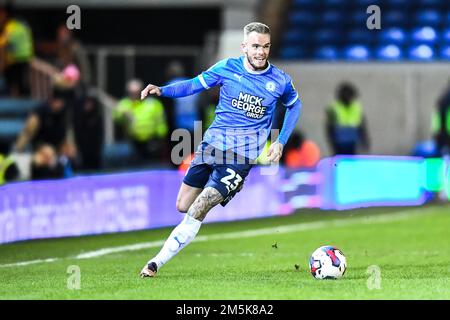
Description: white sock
148,214,202,270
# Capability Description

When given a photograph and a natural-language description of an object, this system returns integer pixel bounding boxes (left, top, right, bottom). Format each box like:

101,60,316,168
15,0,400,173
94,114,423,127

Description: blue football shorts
183,142,254,206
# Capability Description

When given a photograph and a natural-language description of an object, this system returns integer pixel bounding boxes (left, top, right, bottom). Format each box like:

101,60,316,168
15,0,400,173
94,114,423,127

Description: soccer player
139,22,302,277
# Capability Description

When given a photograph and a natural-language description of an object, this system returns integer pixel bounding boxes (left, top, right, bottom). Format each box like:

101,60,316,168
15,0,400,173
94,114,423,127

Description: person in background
73,93,104,170
0,2,34,97
0,152,19,185
325,82,370,155
113,79,168,164
432,82,450,156
283,131,320,168
13,88,77,162
31,143,70,180
165,61,201,152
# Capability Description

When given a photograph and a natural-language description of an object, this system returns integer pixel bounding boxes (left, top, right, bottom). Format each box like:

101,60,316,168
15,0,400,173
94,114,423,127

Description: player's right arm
141,59,228,100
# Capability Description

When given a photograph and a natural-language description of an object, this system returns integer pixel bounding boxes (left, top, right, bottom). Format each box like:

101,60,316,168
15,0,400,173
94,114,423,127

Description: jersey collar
241,56,271,75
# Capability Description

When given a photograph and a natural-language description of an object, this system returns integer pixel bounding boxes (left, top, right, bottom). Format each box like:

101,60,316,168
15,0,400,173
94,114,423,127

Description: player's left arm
141,77,206,100
267,77,302,163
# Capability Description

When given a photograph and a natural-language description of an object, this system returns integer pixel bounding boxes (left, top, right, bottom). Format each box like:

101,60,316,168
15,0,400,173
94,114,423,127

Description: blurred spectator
13,88,76,159
432,81,450,156
52,23,90,89
113,79,168,163
325,82,370,155
200,87,219,132
31,143,69,180
0,152,19,185
165,61,200,151
283,131,320,168
0,2,34,97
73,93,104,170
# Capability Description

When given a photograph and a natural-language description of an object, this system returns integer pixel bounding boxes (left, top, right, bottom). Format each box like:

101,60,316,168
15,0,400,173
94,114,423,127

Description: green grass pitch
0,204,449,300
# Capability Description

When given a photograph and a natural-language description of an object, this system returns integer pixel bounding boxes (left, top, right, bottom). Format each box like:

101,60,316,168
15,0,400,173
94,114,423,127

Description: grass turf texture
0,204,449,300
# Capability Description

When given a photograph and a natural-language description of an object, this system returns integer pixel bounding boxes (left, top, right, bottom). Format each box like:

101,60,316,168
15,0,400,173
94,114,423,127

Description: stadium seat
445,13,450,26
440,46,450,60
375,44,402,60
289,11,317,26
383,11,407,27
321,11,343,26
415,11,442,27
0,119,25,140
379,28,407,45
408,44,435,60
283,29,311,45
0,99,40,118
322,0,348,8
416,0,443,8
314,46,339,60
102,142,134,168
348,30,375,45
279,46,306,60
442,28,450,43
315,29,342,45
350,11,367,27
387,0,411,8
410,26,438,44
292,0,316,8
344,45,370,60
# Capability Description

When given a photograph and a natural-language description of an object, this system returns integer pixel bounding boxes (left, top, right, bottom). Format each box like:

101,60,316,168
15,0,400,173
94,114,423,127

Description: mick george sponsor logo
231,92,267,119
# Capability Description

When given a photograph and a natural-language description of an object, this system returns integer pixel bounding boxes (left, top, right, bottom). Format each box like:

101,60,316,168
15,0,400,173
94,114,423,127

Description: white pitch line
0,208,427,268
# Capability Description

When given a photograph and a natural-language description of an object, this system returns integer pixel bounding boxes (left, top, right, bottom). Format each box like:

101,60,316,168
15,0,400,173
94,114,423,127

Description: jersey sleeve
280,74,300,108
197,58,229,89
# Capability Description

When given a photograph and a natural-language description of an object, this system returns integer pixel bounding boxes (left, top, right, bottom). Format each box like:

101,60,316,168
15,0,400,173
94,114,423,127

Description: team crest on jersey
265,81,276,92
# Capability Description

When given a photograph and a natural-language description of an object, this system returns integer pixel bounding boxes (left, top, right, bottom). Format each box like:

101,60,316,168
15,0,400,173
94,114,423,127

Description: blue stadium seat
375,44,402,60
348,29,375,44
344,45,370,60
408,44,435,60
411,26,438,44
321,11,343,26
415,11,442,27
315,29,343,45
314,46,339,60
0,119,25,140
350,11,367,27
415,0,443,8
279,46,306,60
291,0,317,9
283,30,311,45
440,46,450,60
0,99,40,118
445,13,450,26
323,0,348,8
289,11,317,26
379,28,406,45
102,142,134,168
384,11,407,27
442,28,450,43
387,0,410,8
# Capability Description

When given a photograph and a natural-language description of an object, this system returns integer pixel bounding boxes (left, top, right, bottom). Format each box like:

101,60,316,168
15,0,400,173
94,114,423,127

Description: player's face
242,32,271,71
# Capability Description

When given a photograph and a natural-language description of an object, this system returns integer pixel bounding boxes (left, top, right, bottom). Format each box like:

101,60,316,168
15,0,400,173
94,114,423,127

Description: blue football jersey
196,56,300,159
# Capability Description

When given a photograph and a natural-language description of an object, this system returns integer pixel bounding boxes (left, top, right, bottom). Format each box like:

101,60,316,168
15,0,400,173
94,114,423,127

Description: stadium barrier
0,156,448,244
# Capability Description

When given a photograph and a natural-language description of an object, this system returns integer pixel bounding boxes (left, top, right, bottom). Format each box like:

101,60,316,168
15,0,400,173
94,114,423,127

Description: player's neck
243,57,270,74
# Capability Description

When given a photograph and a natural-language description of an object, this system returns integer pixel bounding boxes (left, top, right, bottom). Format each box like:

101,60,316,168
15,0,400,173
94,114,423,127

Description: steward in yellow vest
326,82,369,155
0,153,19,185
113,79,169,162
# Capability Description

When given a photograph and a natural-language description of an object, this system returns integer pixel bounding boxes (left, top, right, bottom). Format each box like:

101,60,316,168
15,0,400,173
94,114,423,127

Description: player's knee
176,198,189,213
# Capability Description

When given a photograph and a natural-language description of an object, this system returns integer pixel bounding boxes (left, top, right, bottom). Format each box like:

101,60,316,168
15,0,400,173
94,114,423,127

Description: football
309,245,347,279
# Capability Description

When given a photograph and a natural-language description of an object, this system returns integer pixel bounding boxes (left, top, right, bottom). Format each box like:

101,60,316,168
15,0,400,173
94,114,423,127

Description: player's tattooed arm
187,187,224,221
